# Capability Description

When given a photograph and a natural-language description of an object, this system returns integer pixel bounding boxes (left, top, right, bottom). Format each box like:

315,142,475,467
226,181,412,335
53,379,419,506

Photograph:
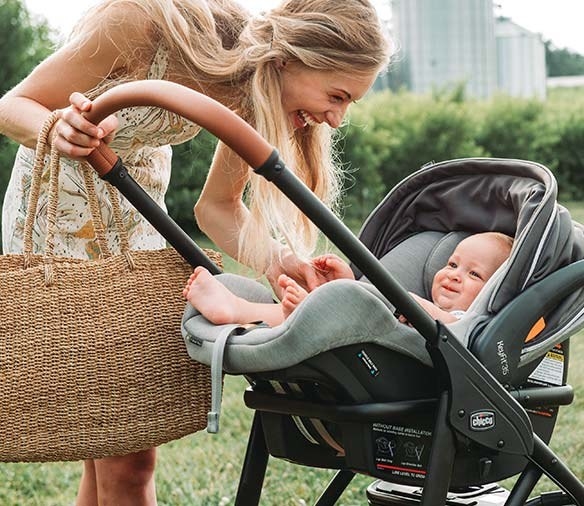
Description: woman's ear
275,58,287,70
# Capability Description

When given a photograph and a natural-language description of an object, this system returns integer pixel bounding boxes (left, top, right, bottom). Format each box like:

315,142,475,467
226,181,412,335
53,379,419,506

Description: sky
23,0,584,55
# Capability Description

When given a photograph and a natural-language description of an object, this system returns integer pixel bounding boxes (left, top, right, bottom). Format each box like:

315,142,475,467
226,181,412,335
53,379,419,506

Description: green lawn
564,201,584,224
1,204,584,505
1,339,583,505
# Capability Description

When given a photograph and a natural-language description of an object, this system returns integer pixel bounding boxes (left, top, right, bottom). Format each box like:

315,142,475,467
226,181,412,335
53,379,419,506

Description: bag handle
24,112,134,284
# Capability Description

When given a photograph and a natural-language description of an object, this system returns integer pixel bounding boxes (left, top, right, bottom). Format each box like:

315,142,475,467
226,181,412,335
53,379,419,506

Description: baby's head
431,232,514,313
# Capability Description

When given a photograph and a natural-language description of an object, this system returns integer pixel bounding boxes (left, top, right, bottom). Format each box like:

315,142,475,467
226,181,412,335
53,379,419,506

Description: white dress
2,47,201,259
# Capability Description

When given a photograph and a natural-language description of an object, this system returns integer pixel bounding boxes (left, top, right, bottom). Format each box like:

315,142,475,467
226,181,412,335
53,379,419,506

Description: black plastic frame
100,150,584,505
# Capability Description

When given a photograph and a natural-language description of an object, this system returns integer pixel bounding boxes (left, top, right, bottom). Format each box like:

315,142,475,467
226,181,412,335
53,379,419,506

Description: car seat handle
83,79,275,177
81,80,443,338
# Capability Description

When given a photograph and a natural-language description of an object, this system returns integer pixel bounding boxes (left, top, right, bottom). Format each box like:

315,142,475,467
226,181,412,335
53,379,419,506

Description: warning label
525,345,564,417
372,423,432,480
527,347,564,387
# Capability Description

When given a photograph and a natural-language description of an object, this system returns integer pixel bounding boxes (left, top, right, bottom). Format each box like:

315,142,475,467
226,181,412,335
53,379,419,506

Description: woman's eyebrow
332,87,352,100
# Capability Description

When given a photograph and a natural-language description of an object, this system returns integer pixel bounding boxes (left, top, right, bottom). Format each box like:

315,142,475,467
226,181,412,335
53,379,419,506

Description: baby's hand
311,253,354,284
408,292,458,323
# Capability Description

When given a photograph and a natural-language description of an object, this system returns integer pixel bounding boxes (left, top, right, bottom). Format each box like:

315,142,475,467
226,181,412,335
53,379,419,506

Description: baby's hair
484,231,514,255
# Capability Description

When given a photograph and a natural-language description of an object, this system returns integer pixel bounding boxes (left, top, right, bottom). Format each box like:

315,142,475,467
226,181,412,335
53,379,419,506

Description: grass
565,201,584,224
1,204,584,505
0,341,583,505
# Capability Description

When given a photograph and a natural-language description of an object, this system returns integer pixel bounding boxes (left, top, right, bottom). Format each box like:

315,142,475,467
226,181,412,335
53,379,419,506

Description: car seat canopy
357,158,584,347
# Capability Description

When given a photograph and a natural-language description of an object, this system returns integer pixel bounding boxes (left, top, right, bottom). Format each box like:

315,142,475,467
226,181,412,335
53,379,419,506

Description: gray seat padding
182,231,475,374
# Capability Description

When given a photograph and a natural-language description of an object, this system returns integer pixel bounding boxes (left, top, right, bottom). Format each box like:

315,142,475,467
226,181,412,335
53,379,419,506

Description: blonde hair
481,232,514,256
470,231,514,274
72,0,391,273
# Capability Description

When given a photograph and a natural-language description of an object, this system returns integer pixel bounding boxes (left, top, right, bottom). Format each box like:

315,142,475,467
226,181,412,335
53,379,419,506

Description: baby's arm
311,253,355,284
406,293,458,323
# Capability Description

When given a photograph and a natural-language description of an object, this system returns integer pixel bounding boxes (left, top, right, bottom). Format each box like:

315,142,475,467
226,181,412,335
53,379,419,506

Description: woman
0,0,390,504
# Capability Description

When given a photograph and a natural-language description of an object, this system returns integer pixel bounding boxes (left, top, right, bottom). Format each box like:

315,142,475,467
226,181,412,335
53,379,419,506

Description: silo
391,0,497,98
495,18,547,99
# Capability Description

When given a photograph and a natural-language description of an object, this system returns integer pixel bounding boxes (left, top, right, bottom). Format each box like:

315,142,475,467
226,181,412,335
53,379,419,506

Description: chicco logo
470,411,496,431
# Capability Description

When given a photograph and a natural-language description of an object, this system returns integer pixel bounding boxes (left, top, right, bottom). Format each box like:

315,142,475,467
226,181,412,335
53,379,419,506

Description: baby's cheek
469,282,486,300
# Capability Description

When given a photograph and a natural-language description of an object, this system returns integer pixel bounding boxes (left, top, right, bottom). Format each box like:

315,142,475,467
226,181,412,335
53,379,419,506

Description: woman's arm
195,141,251,260
196,142,320,294
0,3,150,155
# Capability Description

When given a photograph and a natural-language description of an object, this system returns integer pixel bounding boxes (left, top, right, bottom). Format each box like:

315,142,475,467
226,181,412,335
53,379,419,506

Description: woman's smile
293,110,319,129
280,63,377,130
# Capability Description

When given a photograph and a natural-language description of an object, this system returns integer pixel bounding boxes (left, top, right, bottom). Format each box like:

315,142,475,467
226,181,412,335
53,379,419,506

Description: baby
184,232,513,326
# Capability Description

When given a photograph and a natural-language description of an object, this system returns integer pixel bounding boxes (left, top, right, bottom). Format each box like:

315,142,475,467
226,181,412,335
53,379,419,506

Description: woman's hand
266,249,322,298
50,92,118,159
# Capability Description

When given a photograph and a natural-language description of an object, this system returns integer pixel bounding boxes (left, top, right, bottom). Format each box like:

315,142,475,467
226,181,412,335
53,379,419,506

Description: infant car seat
182,158,584,506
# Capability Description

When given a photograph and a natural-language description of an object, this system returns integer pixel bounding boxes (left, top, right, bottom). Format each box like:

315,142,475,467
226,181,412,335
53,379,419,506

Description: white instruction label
527,350,564,386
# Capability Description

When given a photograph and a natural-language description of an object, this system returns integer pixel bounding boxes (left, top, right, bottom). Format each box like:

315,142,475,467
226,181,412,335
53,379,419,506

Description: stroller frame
104,153,583,505
82,82,584,505
226,156,584,506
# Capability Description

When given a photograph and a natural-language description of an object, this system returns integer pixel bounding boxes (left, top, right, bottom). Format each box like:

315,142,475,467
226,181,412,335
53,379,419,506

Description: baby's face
431,235,508,312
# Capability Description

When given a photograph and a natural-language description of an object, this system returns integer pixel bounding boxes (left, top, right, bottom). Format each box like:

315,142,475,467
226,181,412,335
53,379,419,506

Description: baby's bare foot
184,266,242,324
278,275,309,318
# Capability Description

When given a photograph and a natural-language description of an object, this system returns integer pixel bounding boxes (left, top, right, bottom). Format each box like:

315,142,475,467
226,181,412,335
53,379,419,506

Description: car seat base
366,480,510,505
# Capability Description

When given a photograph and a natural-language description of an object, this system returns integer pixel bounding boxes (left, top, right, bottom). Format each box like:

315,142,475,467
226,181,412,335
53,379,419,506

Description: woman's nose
325,105,349,129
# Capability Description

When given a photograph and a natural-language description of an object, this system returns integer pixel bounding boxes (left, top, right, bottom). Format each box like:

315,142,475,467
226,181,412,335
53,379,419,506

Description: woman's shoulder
69,1,157,68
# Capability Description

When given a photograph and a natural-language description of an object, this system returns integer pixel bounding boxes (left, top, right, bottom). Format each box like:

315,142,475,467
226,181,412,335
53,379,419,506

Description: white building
391,0,497,98
389,0,547,99
547,75,584,88
496,18,547,99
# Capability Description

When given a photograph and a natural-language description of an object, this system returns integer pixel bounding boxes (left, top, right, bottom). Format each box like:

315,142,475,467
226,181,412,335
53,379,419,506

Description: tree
0,0,54,95
545,40,584,77
0,0,54,245
166,130,217,238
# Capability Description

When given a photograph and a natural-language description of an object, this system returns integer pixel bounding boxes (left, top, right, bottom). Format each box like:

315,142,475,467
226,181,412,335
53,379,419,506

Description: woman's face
279,62,377,130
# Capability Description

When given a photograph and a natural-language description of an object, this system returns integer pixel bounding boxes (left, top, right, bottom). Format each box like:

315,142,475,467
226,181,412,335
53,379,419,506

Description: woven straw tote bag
0,113,218,462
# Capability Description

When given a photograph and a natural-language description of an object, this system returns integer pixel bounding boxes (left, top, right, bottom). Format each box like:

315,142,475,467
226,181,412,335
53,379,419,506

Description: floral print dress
2,47,201,259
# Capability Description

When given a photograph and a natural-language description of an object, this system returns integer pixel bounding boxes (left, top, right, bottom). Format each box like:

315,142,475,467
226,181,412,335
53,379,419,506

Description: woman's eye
330,95,344,103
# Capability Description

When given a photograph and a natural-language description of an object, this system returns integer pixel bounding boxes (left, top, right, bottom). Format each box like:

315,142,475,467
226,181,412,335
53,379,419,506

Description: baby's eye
469,270,484,280
448,261,457,268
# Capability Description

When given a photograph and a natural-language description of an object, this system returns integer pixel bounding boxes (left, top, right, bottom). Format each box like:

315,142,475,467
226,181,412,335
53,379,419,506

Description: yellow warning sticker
528,349,564,386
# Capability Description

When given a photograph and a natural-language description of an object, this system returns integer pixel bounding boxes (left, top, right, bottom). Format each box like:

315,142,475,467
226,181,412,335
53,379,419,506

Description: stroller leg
235,412,269,506
420,391,456,506
506,462,543,505
314,470,355,506
529,434,584,505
